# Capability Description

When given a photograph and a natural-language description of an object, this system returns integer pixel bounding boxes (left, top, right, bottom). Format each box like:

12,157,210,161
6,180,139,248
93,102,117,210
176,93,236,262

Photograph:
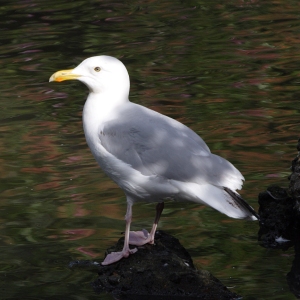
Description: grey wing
99,103,243,189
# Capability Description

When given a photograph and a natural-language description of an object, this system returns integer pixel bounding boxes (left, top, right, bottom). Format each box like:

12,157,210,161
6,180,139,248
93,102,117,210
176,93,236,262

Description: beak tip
49,73,56,82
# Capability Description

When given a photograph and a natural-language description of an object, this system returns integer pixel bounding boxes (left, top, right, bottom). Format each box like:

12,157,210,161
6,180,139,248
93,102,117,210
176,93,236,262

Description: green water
0,0,299,299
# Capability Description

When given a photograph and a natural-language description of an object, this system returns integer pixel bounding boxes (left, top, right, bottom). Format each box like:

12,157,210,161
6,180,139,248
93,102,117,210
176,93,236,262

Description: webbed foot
101,247,137,265
129,229,154,246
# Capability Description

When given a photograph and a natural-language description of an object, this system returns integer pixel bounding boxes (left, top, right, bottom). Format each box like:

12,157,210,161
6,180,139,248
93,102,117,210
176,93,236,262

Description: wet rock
286,138,300,298
258,138,300,250
92,231,240,299
258,138,300,298
258,185,296,250
289,137,300,201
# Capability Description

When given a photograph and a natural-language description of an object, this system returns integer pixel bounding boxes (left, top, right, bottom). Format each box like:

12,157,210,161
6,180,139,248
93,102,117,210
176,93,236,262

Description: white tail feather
170,181,257,220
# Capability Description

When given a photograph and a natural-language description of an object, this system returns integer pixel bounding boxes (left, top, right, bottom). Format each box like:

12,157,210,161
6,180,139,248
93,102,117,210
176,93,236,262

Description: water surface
0,0,299,299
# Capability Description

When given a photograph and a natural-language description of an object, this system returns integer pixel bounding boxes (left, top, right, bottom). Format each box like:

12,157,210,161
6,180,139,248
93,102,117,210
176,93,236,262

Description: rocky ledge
70,230,239,299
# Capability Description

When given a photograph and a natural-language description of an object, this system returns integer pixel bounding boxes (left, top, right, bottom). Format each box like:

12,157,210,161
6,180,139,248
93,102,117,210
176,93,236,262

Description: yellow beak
49,69,81,82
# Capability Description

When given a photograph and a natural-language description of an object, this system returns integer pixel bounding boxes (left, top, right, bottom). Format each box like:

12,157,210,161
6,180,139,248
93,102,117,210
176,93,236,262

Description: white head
49,55,130,98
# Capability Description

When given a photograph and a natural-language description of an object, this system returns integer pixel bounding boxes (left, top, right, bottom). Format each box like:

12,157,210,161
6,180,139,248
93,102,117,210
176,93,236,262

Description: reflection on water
0,0,299,299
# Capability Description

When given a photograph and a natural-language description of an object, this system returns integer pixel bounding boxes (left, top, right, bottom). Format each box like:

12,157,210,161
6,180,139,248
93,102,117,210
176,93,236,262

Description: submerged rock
91,231,239,299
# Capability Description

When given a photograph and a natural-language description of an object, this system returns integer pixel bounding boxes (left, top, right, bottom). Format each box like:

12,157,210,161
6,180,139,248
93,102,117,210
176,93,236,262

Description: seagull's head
49,55,130,96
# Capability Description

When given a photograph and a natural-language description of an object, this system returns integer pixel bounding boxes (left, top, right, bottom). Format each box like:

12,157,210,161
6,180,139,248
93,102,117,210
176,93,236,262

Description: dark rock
258,185,296,250
91,231,240,299
289,137,300,201
258,138,300,298
286,138,300,298
258,138,300,250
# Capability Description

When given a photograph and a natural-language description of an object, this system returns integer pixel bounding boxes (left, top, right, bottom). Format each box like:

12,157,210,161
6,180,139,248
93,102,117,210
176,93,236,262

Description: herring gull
49,55,259,265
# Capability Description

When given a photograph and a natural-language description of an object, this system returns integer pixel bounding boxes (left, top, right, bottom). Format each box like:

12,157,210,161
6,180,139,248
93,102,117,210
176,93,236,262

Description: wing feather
99,103,243,190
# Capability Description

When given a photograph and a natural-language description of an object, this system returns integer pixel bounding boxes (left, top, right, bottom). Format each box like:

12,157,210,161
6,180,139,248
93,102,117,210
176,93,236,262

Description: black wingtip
223,187,260,221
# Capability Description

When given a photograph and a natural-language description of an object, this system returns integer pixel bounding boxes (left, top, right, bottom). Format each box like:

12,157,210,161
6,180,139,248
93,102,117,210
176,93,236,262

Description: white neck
82,91,129,143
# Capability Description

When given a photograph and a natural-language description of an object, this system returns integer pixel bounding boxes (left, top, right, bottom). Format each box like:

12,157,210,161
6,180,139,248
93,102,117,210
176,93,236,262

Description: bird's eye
94,67,101,72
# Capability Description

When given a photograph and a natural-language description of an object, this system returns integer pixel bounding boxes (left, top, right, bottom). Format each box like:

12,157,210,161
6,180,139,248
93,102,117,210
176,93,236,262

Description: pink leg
128,202,164,246
102,201,137,265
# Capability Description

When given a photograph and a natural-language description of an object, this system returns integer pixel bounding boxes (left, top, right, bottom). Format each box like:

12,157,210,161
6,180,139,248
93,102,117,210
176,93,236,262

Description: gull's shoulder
104,100,211,155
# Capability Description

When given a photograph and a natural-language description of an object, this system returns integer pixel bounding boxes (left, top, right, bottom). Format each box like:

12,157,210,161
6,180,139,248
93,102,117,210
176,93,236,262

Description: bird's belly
83,125,207,204
86,137,179,203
